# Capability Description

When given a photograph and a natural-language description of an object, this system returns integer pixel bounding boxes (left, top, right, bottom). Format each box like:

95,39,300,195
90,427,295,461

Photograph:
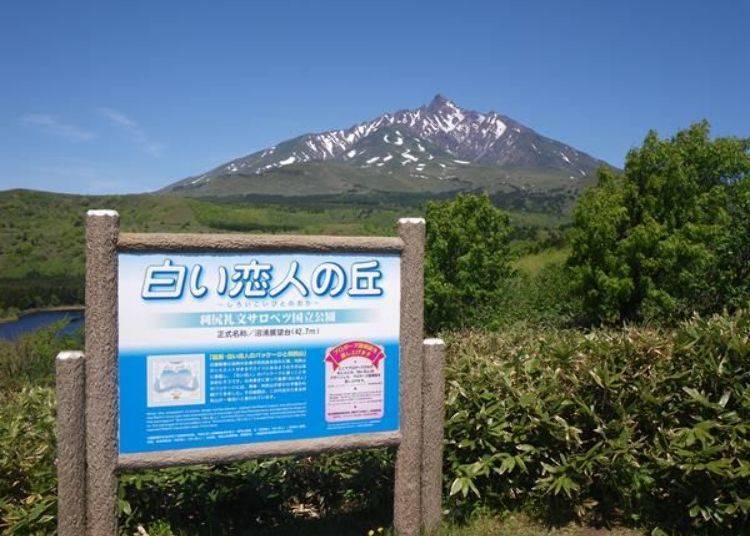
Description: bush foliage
3,312,750,534
0,386,57,534
568,122,750,324
0,325,81,534
425,194,517,332
444,309,750,534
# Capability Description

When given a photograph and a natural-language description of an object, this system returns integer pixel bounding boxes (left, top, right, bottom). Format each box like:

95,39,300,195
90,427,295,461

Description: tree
568,121,750,323
425,194,516,331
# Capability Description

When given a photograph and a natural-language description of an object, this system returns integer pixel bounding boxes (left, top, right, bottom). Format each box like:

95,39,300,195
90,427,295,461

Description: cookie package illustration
154,362,199,393
146,354,206,408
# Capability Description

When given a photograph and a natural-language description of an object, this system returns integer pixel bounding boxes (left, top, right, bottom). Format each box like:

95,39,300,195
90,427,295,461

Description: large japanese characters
141,258,385,299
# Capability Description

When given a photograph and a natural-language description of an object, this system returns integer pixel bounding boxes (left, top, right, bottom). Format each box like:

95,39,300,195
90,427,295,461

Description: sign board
117,252,400,454
54,212,445,536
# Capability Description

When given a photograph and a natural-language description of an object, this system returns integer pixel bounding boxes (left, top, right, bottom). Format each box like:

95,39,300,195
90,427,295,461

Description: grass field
153,513,643,536
437,515,641,536
513,247,570,275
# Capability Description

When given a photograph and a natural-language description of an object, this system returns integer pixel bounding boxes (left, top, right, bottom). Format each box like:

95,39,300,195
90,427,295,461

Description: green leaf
449,478,463,497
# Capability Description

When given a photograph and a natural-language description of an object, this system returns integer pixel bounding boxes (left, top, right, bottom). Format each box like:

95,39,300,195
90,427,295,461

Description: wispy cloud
20,157,137,194
20,113,96,142
98,107,164,156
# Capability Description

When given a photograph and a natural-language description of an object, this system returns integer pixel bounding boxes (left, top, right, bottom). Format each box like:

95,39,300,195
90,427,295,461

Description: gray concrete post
85,210,120,536
421,339,446,535
56,351,86,536
394,218,426,536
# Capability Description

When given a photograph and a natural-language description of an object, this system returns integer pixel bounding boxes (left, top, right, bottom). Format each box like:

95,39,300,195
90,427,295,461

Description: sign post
55,351,86,535
85,210,120,536
421,338,447,534
56,210,445,535
394,219,425,536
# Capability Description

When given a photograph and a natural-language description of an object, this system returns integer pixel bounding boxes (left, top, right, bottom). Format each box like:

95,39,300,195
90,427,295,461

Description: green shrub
489,262,582,329
0,386,57,534
4,312,750,534
425,194,517,332
443,309,750,533
118,450,394,534
568,122,750,324
0,322,81,392
0,324,82,534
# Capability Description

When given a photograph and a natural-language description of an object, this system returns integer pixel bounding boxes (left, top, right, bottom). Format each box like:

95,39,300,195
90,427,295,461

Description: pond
0,309,85,340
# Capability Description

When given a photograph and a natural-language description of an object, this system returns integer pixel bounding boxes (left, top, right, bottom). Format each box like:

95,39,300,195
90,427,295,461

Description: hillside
163,95,611,200
0,190,402,279
0,189,566,279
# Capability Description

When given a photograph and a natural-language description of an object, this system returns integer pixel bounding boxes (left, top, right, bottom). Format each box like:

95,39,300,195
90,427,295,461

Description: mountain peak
427,93,457,111
163,96,610,198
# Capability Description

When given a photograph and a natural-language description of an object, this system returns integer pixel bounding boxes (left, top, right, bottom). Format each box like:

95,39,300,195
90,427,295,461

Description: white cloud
13,157,136,194
20,113,96,142
98,107,164,156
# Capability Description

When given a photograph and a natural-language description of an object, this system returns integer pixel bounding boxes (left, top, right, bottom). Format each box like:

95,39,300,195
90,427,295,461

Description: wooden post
421,338,446,534
394,218,425,536
56,351,86,536
85,210,120,536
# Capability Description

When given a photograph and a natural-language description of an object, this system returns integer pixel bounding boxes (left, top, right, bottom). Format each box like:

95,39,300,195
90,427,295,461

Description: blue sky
1,1,748,194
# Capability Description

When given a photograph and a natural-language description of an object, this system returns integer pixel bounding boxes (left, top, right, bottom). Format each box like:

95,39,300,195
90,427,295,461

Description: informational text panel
117,252,400,454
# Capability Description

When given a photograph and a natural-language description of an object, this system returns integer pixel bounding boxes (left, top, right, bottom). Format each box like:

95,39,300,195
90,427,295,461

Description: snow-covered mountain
163,95,610,198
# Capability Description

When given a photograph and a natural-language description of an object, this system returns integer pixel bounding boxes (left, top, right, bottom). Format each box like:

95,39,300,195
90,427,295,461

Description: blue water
0,310,84,340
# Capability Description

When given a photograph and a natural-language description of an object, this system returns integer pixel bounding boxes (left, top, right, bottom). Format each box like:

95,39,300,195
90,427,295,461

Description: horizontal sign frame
118,232,404,253
118,429,401,470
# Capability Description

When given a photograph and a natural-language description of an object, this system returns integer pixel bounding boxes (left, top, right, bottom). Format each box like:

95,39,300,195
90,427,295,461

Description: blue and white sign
117,252,400,454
